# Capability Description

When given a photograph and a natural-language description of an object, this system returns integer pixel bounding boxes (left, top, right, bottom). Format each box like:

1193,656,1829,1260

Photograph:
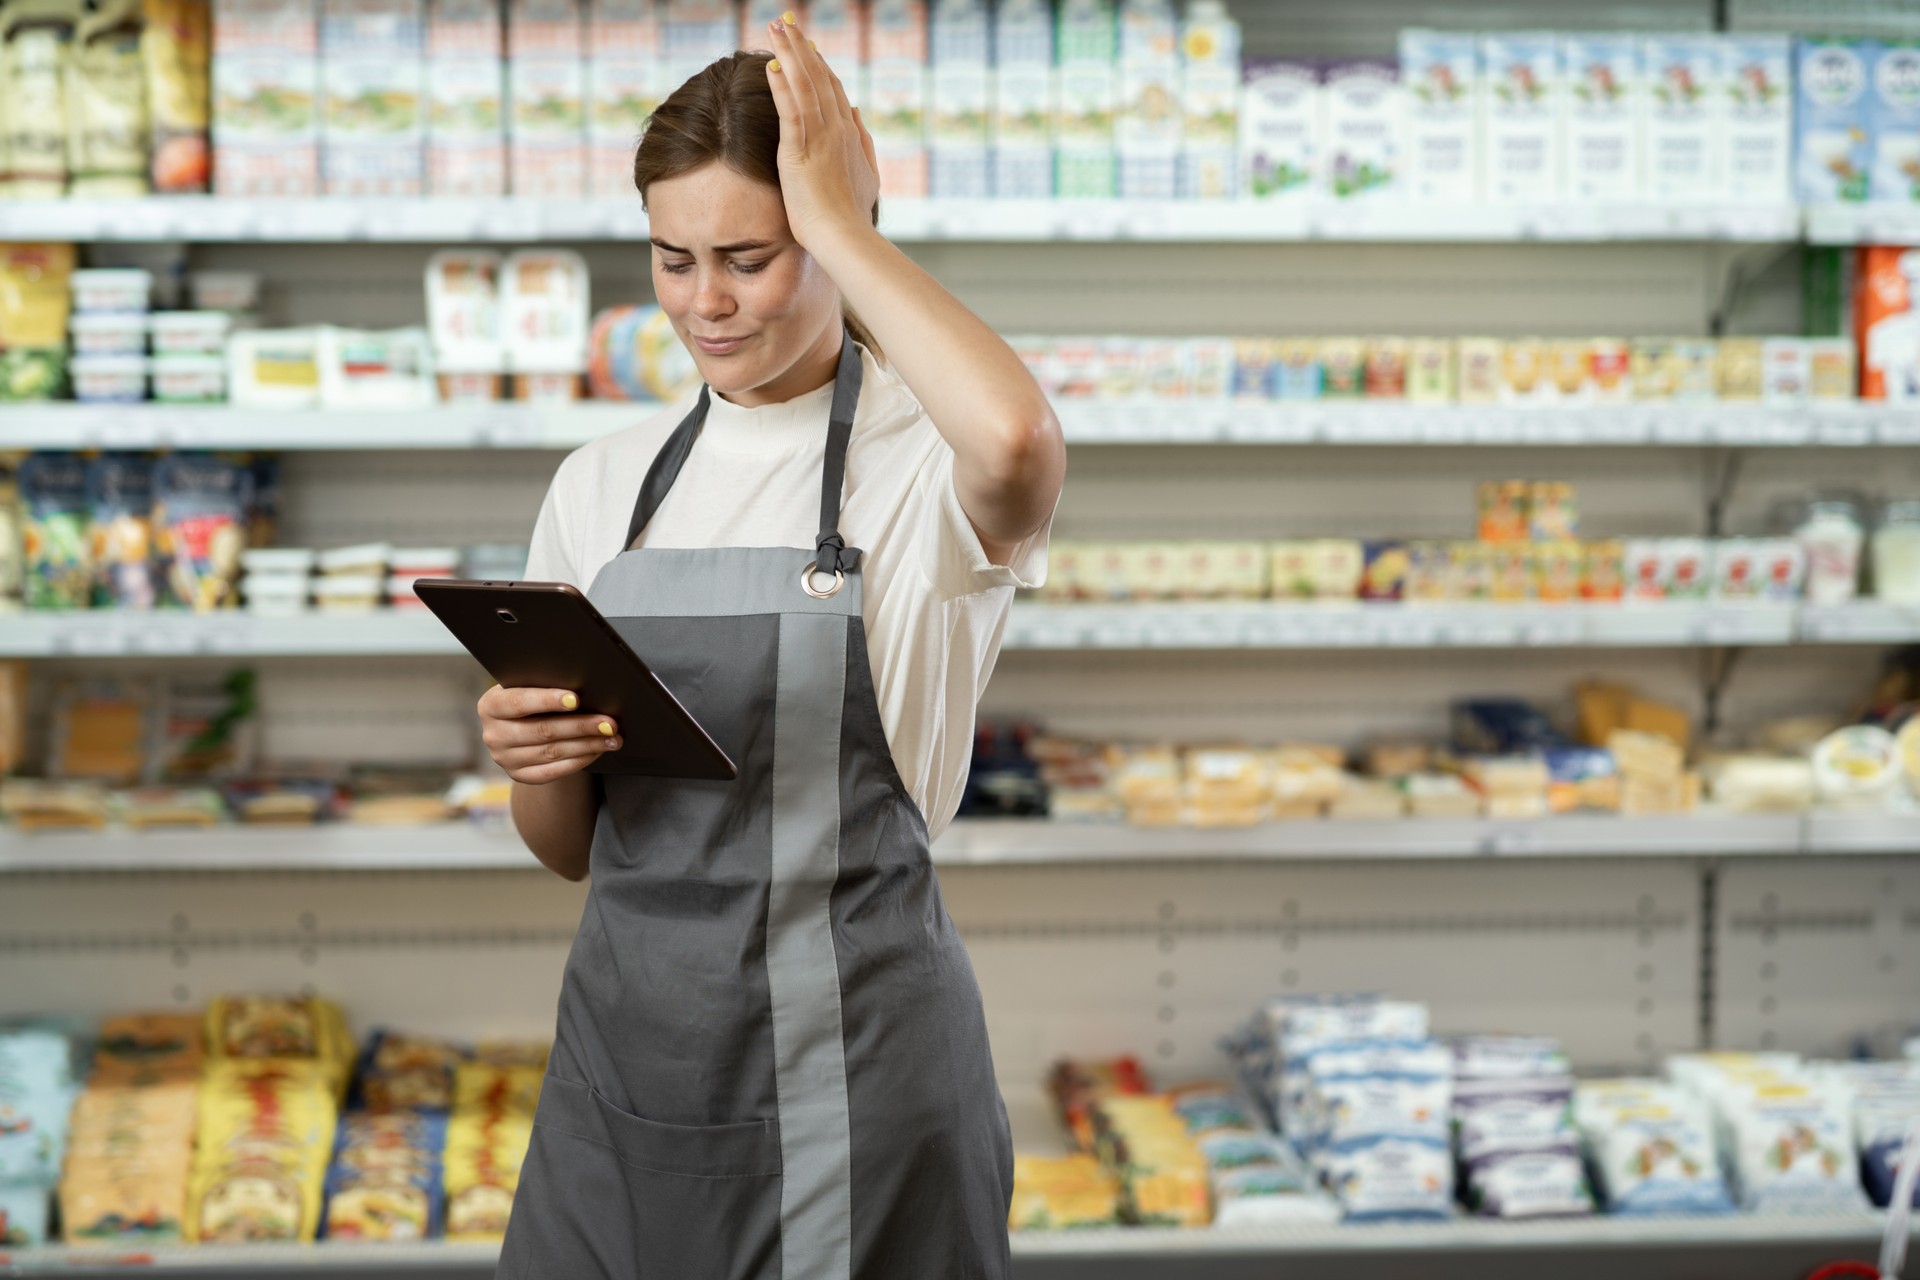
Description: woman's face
646,161,842,405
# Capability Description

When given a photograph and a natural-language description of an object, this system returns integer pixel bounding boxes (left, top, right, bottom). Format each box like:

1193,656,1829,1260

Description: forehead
646,162,790,246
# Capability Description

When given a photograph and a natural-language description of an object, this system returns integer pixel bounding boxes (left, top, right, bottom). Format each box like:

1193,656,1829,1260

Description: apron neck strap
622,331,865,571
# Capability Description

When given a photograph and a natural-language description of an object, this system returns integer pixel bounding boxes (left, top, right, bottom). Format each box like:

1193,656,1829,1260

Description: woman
482,16,1064,1280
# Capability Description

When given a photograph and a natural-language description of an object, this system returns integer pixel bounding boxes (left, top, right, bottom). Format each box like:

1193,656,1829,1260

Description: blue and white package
1576,1080,1736,1216
1868,41,1920,204
1452,1075,1576,1162
1400,30,1480,202
1721,35,1793,204
1323,1135,1453,1221
0,1181,53,1246
1201,1133,1339,1225
0,1028,76,1184
1857,1098,1920,1208
1796,38,1873,204
1465,1147,1592,1219
1721,1085,1868,1214
1452,1035,1570,1082
1560,33,1640,204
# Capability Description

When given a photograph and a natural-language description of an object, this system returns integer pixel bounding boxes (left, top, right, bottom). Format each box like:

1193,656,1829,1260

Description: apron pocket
589,1086,783,1179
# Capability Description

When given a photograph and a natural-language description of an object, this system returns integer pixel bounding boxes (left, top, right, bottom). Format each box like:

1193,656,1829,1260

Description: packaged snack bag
87,452,160,609
20,452,92,609
152,454,253,611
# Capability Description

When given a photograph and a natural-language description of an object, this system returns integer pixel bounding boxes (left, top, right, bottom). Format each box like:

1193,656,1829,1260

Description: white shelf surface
2,812,1913,874
8,401,1916,453
1805,203,1920,247
11,602,1920,658
0,196,1804,244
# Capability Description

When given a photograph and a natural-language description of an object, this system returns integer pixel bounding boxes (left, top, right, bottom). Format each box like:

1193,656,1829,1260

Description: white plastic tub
313,574,385,613
150,354,226,403
241,574,312,616
70,268,153,314
150,310,232,355
316,543,392,576
241,548,317,576
189,271,261,312
69,312,147,356
68,355,148,403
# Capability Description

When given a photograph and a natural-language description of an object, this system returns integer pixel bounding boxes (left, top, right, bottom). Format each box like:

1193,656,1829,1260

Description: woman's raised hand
764,13,882,252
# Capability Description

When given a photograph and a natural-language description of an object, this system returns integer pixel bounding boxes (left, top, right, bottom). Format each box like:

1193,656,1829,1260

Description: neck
722,319,846,408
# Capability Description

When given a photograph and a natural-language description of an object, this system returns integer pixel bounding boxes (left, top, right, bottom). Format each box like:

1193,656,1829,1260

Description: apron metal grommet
800,562,845,599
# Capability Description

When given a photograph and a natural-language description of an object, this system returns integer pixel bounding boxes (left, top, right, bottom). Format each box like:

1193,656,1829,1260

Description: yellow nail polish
808,38,816,48
781,9,796,24
768,57,781,71
598,722,614,736
561,693,579,710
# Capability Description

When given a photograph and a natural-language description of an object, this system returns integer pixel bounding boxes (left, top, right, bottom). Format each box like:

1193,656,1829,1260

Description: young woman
481,16,1064,1279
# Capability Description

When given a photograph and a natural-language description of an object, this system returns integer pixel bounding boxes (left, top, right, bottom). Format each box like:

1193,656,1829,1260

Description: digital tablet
415,579,738,781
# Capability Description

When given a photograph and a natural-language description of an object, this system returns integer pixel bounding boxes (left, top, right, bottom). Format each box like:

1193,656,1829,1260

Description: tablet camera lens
497,609,518,624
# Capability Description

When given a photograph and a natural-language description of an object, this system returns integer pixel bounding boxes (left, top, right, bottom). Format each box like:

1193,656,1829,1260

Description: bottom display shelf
3,1214,1910,1280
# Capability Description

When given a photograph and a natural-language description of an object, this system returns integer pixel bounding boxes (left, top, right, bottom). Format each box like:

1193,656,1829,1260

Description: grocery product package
586,0,661,198
1054,0,1116,197
0,0,79,197
1574,1078,1736,1215
866,0,929,198
1796,39,1870,204
86,452,160,609
427,0,507,195
1008,1154,1123,1229
212,0,320,195
186,1059,338,1242
928,0,991,199
990,0,1052,197
1858,245,1920,403
322,1108,448,1239
20,450,91,608
142,0,212,191
0,1026,77,1185
1560,34,1639,204
1481,33,1560,203
507,0,586,197
321,0,426,195
1400,31,1478,202
152,453,253,611
67,0,151,196
1321,61,1397,201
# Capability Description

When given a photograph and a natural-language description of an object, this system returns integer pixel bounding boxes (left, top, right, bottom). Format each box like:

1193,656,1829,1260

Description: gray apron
498,336,1014,1279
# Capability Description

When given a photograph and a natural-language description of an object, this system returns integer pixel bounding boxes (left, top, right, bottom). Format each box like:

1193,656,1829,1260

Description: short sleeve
522,468,581,587
917,446,1052,599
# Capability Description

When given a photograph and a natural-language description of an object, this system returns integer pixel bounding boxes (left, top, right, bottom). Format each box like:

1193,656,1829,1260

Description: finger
502,734,624,771
491,713,619,748
513,754,603,786
770,19,823,126
764,37,804,146
823,47,854,121
482,686,580,719
853,106,878,176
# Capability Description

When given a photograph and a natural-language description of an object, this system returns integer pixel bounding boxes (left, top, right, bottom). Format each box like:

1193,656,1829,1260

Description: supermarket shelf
1,1213,1909,1280
1805,203,1920,246
4,402,1914,453
14,602,1920,658
3,812,1913,874
0,196,1803,245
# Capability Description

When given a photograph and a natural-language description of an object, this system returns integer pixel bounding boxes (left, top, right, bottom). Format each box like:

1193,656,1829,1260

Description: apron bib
498,337,1014,1280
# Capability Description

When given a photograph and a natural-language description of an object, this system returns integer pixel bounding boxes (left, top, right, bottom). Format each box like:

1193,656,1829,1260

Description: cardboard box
508,0,585,197
1177,1,1239,198
991,0,1053,197
1054,0,1116,197
1561,33,1639,203
212,0,320,195
1239,58,1316,201
1400,30,1478,202
1869,40,1920,204
427,0,506,195
321,0,425,196
1320,60,1398,200
929,0,990,197
1795,37,1872,204
1721,34,1791,204
1481,32,1559,203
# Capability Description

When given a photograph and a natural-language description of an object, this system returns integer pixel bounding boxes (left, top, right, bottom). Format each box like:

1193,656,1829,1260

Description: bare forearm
809,222,1065,550
510,773,598,881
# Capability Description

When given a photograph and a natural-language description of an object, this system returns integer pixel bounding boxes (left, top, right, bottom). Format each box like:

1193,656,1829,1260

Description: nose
693,266,735,323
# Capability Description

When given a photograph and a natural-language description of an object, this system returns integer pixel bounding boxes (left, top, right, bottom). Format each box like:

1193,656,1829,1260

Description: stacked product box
1796,38,1871,204
661,0,734,91
990,0,1052,197
929,0,991,197
212,0,320,195
1867,41,1920,205
1451,1037,1593,1220
1642,34,1721,205
1561,33,1640,204
1321,59,1398,201
1114,0,1177,199
1175,0,1237,198
1054,0,1116,196
1481,32,1558,204
867,0,929,197
1721,35,1791,204
427,0,507,195
320,0,426,195
508,0,586,196
587,0,661,198
1239,56,1314,202
1400,30,1478,203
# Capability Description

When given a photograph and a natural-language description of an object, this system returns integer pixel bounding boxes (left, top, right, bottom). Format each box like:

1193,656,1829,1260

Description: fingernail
598,722,614,736
561,693,579,710
782,9,796,24
768,57,781,71
604,738,621,750
808,38,816,48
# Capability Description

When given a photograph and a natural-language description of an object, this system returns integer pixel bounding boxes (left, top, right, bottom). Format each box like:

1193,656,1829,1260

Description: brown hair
633,51,880,356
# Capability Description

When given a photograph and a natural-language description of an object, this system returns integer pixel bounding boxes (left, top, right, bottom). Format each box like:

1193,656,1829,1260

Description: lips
692,334,750,355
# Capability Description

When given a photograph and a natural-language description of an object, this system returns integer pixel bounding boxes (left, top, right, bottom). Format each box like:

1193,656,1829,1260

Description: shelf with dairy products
3,401,1912,452
0,195,1804,245
11,602,1920,658
1805,203,1920,247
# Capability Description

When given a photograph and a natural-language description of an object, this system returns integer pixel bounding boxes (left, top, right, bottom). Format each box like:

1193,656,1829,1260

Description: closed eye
658,259,694,275
732,259,770,275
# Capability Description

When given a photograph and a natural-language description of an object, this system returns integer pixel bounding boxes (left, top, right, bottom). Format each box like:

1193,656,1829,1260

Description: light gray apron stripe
768,611,854,1279
589,547,862,621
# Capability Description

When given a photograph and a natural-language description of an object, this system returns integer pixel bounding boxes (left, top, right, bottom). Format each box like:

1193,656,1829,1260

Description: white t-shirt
524,344,1051,839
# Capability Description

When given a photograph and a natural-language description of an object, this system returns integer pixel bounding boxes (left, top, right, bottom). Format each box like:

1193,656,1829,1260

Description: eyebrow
649,238,778,254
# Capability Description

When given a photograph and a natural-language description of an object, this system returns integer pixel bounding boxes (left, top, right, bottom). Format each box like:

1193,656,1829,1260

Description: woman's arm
765,17,1065,561
510,773,597,881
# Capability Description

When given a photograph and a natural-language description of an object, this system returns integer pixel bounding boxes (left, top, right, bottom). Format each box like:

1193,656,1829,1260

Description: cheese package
61,1080,198,1241
501,249,590,397
442,1063,539,1240
205,994,354,1099
212,0,320,195
0,1028,76,1185
186,1060,338,1242
1088,1094,1211,1226
356,1030,465,1112
1008,1154,1124,1230
92,1012,205,1086
322,1109,447,1240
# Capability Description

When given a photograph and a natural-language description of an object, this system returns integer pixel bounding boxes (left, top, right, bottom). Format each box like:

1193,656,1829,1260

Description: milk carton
1561,33,1639,204
1721,35,1791,204
661,0,734,88
427,0,506,195
991,0,1052,198
929,0,990,197
508,0,585,196
1116,0,1177,198
867,0,928,197
1481,33,1558,204
1399,30,1478,202
212,0,319,195
1239,57,1315,200
1642,35,1720,204
1321,60,1398,201
1869,41,1920,204
321,0,425,195
808,0,868,110
587,0,659,198
1795,38,1871,204
1178,0,1239,198
1055,0,1115,197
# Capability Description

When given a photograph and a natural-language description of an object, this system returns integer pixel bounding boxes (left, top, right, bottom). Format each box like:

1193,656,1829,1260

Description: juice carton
1239,57,1316,201
1795,38,1871,204
929,0,990,198
1320,59,1398,201
428,0,506,195
1177,0,1240,198
661,0,734,86
1868,40,1920,204
1561,33,1640,203
212,0,319,195
1481,33,1558,203
320,0,425,195
1407,338,1453,403
587,0,661,198
1642,34,1721,204
808,0,867,109
507,0,585,197
1854,247,1920,401
991,0,1052,197
1116,0,1178,199
1721,35,1791,204
1055,0,1116,197
867,0,929,197
1399,29,1478,202
1456,337,1500,403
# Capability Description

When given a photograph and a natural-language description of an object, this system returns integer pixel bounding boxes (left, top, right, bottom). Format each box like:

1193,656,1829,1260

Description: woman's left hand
764,14,881,253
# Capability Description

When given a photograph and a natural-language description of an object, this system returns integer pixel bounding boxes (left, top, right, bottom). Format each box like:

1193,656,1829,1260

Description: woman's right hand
478,686,622,784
